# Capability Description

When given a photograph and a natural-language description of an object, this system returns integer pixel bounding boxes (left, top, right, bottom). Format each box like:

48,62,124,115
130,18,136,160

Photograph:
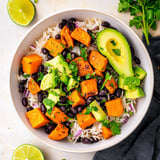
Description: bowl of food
10,9,154,152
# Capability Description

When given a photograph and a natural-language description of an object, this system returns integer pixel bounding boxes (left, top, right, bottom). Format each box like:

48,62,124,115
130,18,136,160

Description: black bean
31,73,38,81
60,96,67,103
130,46,135,56
44,127,50,134
41,48,49,55
38,65,44,73
70,17,76,22
71,52,76,59
55,85,60,89
97,79,103,85
20,80,27,85
77,137,82,142
70,108,77,115
66,22,72,29
80,77,85,82
87,29,92,34
47,54,53,60
64,122,71,128
115,88,122,98
77,105,83,113
97,96,108,102
40,104,46,113
82,138,92,144
62,48,69,58
105,69,111,74
26,106,33,112
59,22,64,29
60,105,67,113
19,67,24,75
90,137,97,143
38,93,43,103
48,124,56,132
109,94,115,100
99,90,107,96
61,19,67,25
101,21,110,27
19,84,25,93
134,56,141,64
63,86,68,92
110,26,117,30
55,34,61,39
87,96,95,105
22,97,28,106
86,124,93,129
91,39,95,44
67,112,74,118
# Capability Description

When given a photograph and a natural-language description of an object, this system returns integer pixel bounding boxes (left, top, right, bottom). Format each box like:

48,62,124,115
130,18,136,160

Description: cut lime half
7,0,36,26
12,144,44,160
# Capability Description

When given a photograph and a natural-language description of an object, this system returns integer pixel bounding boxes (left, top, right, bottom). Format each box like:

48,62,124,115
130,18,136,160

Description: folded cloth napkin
93,35,160,160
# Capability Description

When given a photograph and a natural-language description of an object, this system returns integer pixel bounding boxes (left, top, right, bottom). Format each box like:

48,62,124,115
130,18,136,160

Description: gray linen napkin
93,35,160,160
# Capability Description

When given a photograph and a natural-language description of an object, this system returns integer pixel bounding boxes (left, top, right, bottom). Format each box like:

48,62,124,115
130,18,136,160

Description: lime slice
7,0,36,26
12,144,44,160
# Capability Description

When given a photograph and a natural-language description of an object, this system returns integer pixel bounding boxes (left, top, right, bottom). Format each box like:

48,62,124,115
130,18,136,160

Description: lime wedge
12,144,44,160
7,0,36,26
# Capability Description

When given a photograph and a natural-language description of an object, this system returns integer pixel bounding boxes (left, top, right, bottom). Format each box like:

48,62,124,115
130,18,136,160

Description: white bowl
10,9,154,153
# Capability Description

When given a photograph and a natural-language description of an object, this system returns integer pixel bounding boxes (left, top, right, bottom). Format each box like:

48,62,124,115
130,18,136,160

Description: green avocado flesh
97,28,134,77
125,87,145,99
90,100,106,121
133,66,147,80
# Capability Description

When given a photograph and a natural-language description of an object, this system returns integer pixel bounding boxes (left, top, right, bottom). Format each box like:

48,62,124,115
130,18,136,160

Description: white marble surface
0,0,159,160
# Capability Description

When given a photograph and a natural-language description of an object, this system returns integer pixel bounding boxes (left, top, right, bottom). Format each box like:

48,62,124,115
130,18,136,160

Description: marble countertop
0,0,159,159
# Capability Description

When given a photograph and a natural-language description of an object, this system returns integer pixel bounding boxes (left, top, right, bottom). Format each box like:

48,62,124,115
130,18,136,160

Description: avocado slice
97,28,134,77
40,69,58,90
133,66,147,80
125,87,145,99
90,100,106,121
67,77,79,91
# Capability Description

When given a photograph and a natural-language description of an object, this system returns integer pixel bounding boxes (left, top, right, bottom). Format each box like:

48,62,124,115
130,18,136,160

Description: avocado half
97,28,134,77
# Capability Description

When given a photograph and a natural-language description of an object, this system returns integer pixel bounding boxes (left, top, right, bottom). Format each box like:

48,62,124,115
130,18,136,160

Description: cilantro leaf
66,53,72,60
112,49,121,56
37,72,44,82
43,98,55,115
100,72,112,91
80,45,88,60
110,121,121,136
85,74,91,80
23,74,30,78
110,40,116,46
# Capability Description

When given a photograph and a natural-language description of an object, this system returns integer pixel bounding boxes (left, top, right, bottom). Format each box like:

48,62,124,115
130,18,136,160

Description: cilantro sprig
100,72,112,91
118,0,160,45
79,45,88,60
37,72,44,82
84,106,98,115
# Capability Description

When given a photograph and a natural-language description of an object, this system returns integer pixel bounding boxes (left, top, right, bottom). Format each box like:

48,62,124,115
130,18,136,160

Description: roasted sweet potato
76,108,97,129
72,57,93,77
105,77,118,94
44,37,65,57
94,69,104,78
105,98,124,117
89,50,108,72
21,54,43,74
45,107,68,124
28,78,41,95
81,79,98,99
61,26,74,48
26,108,50,129
71,28,91,47
68,90,86,108
102,126,113,139
48,124,68,140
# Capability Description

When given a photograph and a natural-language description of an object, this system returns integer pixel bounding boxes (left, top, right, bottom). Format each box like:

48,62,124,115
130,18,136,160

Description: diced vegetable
48,124,68,140
72,57,93,77
28,78,41,95
45,107,68,124
44,37,65,57
76,108,97,129
26,108,50,128
21,54,42,74
133,66,147,80
102,126,113,139
105,98,124,117
61,26,74,48
67,77,79,91
71,28,91,47
81,79,98,99
68,90,86,108
94,69,104,78
105,77,118,94
89,50,108,72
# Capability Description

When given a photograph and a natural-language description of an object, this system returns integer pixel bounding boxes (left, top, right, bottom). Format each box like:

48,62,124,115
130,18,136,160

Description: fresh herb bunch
118,0,160,45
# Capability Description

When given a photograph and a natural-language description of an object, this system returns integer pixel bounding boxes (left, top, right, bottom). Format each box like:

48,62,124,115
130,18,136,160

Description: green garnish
85,74,91,80
43,98,55,115
66,53,72,60
118,0,160,45
23,74,30,78
100,72,112,91
89,33,96,40
84,106,98,115
110,83,114,88
112,49,121,56
80,45,88,60
67,100,73,105
60,43,65,48
68,46,73,50
69,123,74,128
110,40,116,46
37,72,44,82
34,0,38,3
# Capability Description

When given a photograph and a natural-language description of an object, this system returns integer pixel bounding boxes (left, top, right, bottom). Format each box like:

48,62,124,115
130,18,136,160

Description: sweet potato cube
105,77,118,94
21,54,43,74
68,90,86,108
72,57,93,77
48,124,69,140
71,28,91,47
44,37,65,57
61,26,74,48
45,107,68,124
81,79,98,99
28,78,41,95
89,50,108,72
105,98,124,117
76,108,97,129
26,108,50,129
102,126,113,139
